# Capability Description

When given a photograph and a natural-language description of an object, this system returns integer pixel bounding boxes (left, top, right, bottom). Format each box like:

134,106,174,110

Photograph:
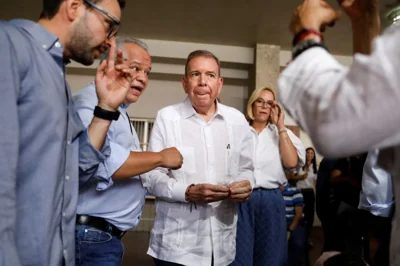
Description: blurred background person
315,158,340,252
359,149,394,266
288,147,318,248
281,182,306,266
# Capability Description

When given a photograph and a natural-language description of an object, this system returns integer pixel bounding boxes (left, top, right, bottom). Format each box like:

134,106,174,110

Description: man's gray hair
100,37,148,61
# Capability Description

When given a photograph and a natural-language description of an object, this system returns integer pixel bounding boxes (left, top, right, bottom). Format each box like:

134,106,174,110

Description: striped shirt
282,184,304,226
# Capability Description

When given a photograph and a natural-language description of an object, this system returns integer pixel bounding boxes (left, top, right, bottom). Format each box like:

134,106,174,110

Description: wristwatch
292,39,328,60
93,106,120,121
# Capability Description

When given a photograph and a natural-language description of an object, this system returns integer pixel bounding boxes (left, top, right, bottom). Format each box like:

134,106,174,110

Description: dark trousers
301,189,315,239
320,218,343,252
287,225,306,266
362,210,392,266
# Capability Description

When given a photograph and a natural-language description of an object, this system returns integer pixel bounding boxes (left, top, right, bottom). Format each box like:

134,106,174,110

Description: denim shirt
73,83,146,231
0,19,110,266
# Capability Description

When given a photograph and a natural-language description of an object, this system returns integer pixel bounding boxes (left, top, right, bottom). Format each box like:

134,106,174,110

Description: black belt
76,215,126,239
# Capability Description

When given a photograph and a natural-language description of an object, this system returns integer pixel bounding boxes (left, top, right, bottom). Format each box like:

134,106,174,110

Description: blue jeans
75,224,124,266
231,188,287,266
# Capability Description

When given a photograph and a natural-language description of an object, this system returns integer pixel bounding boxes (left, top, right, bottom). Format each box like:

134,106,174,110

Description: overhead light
386,5,400,24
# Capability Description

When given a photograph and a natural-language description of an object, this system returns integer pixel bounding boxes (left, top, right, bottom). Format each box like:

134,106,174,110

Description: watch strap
93,106,120,121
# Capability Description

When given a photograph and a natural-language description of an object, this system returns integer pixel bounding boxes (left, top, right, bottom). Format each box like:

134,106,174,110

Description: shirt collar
119,103,130,112
181,96,225,120
250,123,272,134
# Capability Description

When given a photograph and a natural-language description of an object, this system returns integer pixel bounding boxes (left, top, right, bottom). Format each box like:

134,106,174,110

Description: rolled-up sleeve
279,25,400,157
94,141,130,190
0,25,22,266
78,129,111,187
142,113,189,202
359,150,395,217
73,86,129,188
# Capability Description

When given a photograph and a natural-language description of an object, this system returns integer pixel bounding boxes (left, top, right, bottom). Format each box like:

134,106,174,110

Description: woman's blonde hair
246,87,276,121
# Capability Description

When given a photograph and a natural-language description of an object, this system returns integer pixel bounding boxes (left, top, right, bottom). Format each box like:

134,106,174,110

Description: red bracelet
292,28,323,46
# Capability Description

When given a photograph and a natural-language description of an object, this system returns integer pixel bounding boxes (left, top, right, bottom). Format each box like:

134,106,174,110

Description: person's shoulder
0,21,23,47
0,20,31,44
156,102,183,119
0,21,33,76
72,82,97,105
220,104,247,124
0,21,19,33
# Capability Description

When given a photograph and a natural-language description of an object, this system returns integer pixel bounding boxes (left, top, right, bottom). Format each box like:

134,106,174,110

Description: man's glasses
254,98,274,108
84,0,120,39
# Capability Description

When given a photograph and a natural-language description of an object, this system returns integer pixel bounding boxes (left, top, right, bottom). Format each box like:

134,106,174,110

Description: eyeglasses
84,0,120,39
254,98,274,108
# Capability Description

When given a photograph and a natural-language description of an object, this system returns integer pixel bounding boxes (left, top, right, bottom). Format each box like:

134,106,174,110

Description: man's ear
182,76,188,94
217,77,223,95
65,0,84,22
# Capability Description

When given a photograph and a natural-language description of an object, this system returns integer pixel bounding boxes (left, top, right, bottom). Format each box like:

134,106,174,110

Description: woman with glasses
231,87,305,266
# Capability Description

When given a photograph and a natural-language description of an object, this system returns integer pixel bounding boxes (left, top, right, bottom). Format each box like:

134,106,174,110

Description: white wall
67,74,93,93
66,74,248,118
127,80,248,118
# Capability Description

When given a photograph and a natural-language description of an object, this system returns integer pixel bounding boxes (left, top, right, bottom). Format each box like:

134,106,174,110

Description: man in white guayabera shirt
143,50,254,266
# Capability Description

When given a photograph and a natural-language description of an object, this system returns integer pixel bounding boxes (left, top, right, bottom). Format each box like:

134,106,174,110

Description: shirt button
65,175,70,181
62,212,66,217
63,249,67,256
55,42,61,48
42,44,47,49
67,139,71,145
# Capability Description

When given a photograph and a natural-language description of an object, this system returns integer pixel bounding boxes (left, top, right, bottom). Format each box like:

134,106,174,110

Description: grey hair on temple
100,37,149,61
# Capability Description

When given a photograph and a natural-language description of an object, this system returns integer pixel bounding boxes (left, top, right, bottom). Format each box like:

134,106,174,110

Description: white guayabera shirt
143,97,254,266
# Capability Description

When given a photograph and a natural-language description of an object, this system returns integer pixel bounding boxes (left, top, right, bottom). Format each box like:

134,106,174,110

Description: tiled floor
121,227,324,266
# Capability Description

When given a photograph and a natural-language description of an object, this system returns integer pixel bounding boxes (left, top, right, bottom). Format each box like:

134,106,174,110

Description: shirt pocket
178,146,196,176
153,202,201,249
169,207,202,249
81,228,113,244
225,148,240,178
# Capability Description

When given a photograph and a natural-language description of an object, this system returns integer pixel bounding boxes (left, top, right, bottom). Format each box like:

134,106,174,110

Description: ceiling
0,0,397,56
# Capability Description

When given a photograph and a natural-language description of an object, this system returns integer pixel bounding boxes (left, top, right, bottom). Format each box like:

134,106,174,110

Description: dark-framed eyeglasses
83,0,120,39
254,98,274,108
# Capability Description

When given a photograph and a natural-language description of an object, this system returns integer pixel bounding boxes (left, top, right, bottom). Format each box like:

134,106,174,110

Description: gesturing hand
290,0,341,35
269,102,285,130
337,0,379,22
95,39,137,111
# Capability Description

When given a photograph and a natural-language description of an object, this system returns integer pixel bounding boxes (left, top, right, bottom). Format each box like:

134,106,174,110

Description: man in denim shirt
73,37,183,266
0,0,134,265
